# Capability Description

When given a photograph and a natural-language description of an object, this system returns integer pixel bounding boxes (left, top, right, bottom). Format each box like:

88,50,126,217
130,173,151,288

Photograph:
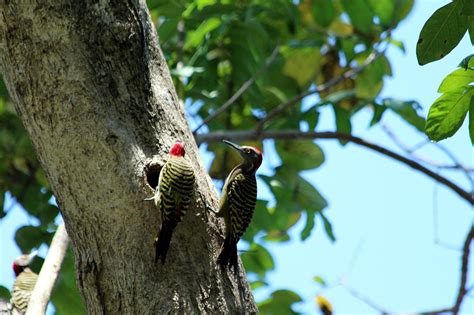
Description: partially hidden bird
11,252,38,313
147,141,195,264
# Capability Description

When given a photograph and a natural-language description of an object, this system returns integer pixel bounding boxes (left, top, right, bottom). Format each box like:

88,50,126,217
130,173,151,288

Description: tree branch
25,222,69,315
255,47,385,132
193,45,280,134
195,130,474,205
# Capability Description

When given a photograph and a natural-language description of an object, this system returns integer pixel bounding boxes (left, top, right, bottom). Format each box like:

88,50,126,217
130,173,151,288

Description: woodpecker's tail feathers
217,235,238,271
154,225,174,264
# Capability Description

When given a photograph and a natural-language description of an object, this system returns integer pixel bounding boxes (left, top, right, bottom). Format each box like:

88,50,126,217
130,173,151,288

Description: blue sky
1,0,472,314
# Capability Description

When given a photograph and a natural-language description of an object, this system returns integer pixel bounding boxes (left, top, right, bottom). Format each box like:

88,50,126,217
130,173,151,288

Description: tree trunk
0,1,257,314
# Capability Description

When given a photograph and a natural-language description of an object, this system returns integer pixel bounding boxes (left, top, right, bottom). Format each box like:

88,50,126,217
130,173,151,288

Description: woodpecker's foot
206,206,218,215
144,196,154,201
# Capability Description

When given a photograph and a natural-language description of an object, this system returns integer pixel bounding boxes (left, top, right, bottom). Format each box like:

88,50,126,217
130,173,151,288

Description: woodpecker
147,141,195,264
216,140,262,270
11,252,38,314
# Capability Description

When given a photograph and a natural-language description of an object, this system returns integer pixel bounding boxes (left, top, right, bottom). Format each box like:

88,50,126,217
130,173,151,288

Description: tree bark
0,1,257,314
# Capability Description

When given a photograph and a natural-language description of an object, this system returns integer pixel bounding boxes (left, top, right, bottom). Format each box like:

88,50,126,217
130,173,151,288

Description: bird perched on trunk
215,140,262,270
11,252,38,313
146,141,195,264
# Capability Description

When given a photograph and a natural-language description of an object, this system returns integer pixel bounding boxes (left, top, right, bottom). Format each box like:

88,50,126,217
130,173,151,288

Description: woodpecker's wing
153,160,169,207
226,173,257,239
11,269,38,312
217,167,241,218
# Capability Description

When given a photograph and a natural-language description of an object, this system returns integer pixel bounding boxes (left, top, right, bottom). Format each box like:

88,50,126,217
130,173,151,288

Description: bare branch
193,45,280,134
255,47,385,132
381,123,474,176
195,130,474,205
26,222,69,315
342,284,389,315
422,226,473,315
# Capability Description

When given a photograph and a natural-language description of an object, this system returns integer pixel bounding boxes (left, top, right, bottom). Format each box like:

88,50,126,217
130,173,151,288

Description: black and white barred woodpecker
11,252,38,313
216,140,262,270
147,141,195,264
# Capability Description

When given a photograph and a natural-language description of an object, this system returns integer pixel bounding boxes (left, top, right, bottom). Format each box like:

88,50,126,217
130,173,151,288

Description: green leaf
304,109,320,130
312,0,336,27
370,103,387,127
355,58,384,98
387,38,406,53
0,286,10,300
300,210,315,241
15,226,53,253
157,18,180,43
313,276,327,287
425,89,473,141
468,96,474,145
392,0,414,24
383,99,425,132
438,68,474,93
341,0,374,34
241,243,275,278
416,1,468,65
458,54,474,70
319,212,336,242
184,18,221,49
333,106,352,145
275,140,325,171
282,47,322,87
469,16,474,45
258,289,302,315
251,280,268,290
368,0,394,26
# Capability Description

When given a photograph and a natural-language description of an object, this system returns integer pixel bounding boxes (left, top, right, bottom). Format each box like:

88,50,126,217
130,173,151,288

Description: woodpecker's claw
144,196,155,201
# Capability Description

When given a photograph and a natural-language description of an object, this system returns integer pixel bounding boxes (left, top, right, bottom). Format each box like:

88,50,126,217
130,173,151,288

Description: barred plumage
11,252,38,314
151,142,195,264
216,140,262,270
11,269,38,313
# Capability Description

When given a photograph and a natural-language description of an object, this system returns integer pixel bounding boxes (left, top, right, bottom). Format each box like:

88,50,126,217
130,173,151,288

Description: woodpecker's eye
244,149,251,154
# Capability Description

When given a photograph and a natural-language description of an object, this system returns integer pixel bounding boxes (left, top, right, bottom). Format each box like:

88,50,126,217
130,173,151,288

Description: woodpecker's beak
223,140,243,153
27,251,38,264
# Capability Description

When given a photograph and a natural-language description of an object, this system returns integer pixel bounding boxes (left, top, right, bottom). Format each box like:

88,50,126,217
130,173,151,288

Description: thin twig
193,45,280,134
343,285,389,315
381,123,474,175
26,222,69,315
195,130,474,204
423,226,473,315
255,47,385,132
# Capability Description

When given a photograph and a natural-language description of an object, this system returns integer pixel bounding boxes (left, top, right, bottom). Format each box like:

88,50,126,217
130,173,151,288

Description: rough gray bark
0,1,257,314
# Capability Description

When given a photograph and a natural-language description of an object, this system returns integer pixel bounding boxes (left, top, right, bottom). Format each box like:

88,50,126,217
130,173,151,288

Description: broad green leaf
241,243,275,278
184,18,221,49
319,212,336,242
258,289,302,315
438,68,474,93
333,106,352,145
282,47,322,87
313,276,327,287
469,96,474,145
15,226,53,253
312,0,336,27
355,58,384,98
426,89,473,141
341,0,374,34
392,0,414,24
275,140,325,170
368,0,394,26
300,210,315,241
329,19,354,37
416,1,468,65
469,16,474,45
157,18,180,43
0,286,10,300
383,99,425,132
323,89,356,104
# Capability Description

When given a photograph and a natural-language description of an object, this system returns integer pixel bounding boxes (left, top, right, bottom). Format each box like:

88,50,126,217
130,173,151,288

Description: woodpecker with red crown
11,252,38,313
146,141,195,264
216,140,263,270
